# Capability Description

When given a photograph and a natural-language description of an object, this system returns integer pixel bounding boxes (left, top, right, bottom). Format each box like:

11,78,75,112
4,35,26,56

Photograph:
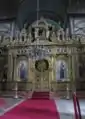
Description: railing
73,92,82,119
0,81,33,98
50,81,72,99
0,81,33,91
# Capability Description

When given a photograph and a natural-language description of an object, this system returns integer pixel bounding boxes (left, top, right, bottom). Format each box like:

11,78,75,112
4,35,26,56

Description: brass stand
66,82,70,100
14,82,18,99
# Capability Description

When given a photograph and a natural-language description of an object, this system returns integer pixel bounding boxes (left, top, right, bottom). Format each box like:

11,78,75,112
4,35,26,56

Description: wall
0,21,16,37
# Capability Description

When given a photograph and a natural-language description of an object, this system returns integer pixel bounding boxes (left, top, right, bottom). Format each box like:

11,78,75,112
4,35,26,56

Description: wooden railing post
73,92,82,119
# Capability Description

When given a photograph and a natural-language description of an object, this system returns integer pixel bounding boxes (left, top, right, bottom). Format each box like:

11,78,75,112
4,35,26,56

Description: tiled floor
0,98,24,116
55,99,85,119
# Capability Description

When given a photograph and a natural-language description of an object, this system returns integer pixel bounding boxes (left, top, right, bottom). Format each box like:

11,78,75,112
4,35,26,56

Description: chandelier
27,45,51,60
27,0,51,60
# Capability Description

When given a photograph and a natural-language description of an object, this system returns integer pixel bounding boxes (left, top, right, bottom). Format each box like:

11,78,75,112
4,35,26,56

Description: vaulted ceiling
0,0,85,29
17,0,68,29
0,0,19,19
0,0,68,29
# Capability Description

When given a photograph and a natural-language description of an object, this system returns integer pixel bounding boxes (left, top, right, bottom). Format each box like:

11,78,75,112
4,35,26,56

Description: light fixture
27,45,51,60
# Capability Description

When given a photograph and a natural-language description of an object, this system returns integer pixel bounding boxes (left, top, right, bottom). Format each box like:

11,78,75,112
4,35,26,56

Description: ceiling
17,0,68,29
0,0,19,19
0,0,85,29
0,0,68,28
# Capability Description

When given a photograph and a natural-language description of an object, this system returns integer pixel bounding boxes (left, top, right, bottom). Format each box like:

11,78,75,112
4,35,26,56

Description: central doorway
35,71,49,91
34,59,49,91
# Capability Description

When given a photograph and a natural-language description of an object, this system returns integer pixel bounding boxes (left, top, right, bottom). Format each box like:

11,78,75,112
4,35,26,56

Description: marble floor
55,99,85,119
0,98,85,119
0,98,24,116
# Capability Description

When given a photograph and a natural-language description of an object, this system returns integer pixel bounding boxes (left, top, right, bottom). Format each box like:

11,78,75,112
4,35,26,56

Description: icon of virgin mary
56,60,67,81
18,61,27,80
60,62,65,79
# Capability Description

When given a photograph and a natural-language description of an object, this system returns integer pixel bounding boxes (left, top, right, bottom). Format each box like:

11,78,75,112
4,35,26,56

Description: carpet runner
32,92,49,99
0,99,60,119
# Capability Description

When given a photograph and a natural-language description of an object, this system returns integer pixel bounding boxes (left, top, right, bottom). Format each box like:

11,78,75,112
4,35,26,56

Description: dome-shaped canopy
30,18,61,30
45,19,61,29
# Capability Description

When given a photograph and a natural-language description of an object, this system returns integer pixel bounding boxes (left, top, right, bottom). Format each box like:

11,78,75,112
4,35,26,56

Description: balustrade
0,29,84,46
0,81,33,98
50,81,72,99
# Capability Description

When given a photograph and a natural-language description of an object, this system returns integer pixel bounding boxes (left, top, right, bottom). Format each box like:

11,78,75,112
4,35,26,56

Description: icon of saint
60,62,65,79
19,63,27,80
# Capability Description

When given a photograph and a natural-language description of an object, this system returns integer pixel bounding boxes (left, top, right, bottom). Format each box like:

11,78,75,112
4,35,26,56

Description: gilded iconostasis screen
70,17,85,37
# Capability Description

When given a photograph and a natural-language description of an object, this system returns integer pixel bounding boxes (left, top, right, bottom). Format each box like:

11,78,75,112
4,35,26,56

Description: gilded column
75,53,79,79
49,56,53,91
8,52,12,81
72,55,75,81
27,57,32,90
28,57,30,81
51,56,54,81
66,54,72,99
13,54,19,99
68,55,72,81
13,55,17,81
50,55,56,91
10,53,13,81
30,59,35,91
72,53,76,92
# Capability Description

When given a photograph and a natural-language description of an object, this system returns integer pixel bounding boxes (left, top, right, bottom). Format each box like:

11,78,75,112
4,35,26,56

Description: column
75,53,79,79
8,52,12,81
72,54,76,92
51,56,54,81
48,56,52,91
68,55,72,81
66,54,72,99
50,55,55,91
13,55,17,81
13,55,19,99
30,58,35,91
27,57,32,91
72,55,75,81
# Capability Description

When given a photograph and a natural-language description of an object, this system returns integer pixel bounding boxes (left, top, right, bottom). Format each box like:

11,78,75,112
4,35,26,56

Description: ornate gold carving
35,59,49,72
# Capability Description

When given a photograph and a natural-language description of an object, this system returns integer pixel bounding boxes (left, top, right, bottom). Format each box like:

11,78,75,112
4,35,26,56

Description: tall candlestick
52,56,54,81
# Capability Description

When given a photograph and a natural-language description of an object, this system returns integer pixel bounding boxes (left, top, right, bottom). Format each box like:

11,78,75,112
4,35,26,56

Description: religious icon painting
17,60,28,81
55,60,68,81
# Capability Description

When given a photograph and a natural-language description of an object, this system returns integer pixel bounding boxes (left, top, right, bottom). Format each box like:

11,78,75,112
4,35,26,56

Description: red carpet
0,99,60,119
32,92,49,99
